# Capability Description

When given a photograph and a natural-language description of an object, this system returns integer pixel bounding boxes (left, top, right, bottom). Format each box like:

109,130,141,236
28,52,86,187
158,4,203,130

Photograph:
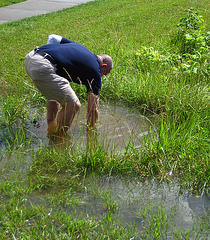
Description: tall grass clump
130,8,209,193
0,94,29,149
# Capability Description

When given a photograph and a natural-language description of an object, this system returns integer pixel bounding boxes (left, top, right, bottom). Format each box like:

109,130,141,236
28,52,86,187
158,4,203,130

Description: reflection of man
25,34,113,143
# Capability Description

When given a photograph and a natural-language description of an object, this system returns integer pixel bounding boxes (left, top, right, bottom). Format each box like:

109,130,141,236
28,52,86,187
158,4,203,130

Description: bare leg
46,98,80,146
47,101,60,136
57,98,81,136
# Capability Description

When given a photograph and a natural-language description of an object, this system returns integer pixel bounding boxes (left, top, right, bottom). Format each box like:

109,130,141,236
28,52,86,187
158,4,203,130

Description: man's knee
74,99,81,112
64,98,81,113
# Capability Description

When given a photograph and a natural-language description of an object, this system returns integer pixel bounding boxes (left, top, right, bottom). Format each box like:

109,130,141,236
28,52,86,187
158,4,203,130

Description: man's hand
86,92,99,150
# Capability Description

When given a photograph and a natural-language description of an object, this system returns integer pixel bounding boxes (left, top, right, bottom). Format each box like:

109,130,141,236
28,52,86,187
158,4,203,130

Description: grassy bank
0,0,209,238
0,0,26,8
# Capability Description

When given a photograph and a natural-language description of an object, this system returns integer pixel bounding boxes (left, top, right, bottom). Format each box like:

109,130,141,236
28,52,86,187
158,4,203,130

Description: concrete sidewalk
0,0,93,24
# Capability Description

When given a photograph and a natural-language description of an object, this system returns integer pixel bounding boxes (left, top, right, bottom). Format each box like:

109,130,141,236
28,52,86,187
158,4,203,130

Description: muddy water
32,103,156,151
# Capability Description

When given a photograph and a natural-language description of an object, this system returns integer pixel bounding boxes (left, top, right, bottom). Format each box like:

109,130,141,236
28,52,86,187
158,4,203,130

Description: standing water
0,103,209,238
32,102,156,151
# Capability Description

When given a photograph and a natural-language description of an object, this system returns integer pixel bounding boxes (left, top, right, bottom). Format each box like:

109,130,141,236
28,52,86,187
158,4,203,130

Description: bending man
25,34,113,143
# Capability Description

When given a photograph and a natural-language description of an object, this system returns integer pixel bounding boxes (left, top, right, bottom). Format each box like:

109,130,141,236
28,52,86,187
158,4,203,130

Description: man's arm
87,92,99,129
86,92,99,149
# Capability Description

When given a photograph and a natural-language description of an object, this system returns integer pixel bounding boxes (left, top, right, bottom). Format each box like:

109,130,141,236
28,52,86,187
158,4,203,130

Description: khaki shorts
25,50,77,102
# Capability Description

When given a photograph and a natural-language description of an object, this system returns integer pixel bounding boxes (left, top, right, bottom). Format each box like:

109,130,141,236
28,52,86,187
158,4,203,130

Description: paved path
0,0,93,24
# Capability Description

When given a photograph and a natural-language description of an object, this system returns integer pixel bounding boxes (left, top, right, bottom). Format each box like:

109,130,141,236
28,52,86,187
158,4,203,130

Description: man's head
97,54,113,76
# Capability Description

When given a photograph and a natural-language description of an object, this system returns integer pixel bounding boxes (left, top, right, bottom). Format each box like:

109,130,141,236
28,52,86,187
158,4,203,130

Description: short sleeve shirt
39,39,101,95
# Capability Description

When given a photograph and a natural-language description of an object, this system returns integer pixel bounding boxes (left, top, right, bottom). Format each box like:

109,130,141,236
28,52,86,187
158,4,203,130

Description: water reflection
0,150,209,235
24,175,209,233
74,176,210,230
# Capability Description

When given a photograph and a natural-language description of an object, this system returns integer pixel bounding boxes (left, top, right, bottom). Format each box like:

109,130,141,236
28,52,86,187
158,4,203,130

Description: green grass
0,0,209,238
0,0,26,8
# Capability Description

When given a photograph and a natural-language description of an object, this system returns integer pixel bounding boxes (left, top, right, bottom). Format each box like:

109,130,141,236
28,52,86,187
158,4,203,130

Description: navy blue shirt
39,38,101,95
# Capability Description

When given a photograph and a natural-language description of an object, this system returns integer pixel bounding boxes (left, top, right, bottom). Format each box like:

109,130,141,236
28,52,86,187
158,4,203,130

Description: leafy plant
135,46,181,73
171,8,208,55
135,8,209,79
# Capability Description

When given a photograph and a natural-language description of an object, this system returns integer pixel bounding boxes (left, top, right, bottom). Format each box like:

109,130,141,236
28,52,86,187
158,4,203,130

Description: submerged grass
0,0,210,238
1,147,209,239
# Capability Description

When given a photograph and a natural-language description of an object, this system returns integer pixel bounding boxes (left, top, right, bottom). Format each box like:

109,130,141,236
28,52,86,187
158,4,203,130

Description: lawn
0,0,26,8
0,0,209,238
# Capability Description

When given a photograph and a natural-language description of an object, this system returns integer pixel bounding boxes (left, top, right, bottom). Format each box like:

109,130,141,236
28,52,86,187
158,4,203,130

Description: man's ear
101,63,107,67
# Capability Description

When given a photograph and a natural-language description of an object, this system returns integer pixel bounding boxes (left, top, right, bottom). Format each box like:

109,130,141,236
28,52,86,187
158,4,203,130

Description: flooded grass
0,0,210,238
0,145,209,239
0,103,209,239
